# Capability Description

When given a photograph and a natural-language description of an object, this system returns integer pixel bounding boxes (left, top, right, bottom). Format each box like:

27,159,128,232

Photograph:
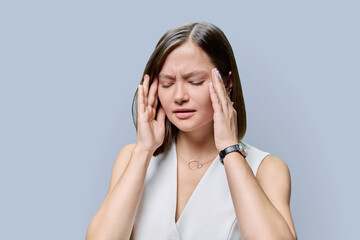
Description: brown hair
132,22,246,156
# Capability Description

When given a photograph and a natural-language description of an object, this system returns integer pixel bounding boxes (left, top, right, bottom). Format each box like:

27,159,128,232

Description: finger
209,81,223,114
137,85,145,114
148,77,158,107
154,96,159,112
154,95,159,111
212,68,231,113
153,77,159,111
212,69,227,112
143,74,150,106
213,68,231,102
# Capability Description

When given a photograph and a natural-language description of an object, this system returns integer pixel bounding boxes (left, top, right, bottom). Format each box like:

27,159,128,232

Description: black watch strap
219,143,246,165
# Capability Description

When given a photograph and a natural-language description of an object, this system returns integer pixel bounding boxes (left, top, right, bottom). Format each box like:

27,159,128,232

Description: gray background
0,0,359,239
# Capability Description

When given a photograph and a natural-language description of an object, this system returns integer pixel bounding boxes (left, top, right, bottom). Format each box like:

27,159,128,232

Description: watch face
239,142,248,153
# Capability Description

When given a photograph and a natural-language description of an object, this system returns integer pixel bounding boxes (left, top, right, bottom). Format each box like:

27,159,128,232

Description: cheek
197,88,212,107
204,93,215,115
192,89,214,114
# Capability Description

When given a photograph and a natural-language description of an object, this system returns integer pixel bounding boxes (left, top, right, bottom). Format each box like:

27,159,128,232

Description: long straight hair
132,22,246,156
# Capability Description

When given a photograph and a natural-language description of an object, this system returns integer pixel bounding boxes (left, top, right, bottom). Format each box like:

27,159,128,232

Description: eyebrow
158,70,208,80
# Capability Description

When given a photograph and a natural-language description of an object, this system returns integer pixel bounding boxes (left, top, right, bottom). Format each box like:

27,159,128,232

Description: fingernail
217,70,222,80
209,82,214,89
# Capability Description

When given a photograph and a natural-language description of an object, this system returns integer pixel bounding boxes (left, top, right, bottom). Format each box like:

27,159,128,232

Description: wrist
133,144,156,156
217,140,238,152
219,142,247,165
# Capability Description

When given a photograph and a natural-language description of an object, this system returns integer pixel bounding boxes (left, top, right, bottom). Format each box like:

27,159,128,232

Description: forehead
160,42,214,73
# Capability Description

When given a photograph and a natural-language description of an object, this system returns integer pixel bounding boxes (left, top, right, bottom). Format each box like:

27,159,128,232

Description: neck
175,123,218,159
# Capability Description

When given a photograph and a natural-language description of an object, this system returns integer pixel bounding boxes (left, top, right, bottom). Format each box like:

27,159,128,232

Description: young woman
86,22,297,240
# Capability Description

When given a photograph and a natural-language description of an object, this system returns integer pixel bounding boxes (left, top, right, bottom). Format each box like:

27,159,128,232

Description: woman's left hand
209,68,238,151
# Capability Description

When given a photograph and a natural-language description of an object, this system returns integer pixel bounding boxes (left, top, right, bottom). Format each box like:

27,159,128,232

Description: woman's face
157,42,216,133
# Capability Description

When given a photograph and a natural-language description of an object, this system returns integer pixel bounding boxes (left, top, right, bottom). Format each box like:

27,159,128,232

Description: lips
173,108,196,119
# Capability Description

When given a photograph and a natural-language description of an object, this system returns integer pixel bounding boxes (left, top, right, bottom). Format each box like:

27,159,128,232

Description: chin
170,119,213,133
170,121,195,132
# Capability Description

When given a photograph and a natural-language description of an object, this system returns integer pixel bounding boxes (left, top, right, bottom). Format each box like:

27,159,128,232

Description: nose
173,81,189,105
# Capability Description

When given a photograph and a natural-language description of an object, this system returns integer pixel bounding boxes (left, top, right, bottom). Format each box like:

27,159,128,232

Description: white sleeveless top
133,139,270,240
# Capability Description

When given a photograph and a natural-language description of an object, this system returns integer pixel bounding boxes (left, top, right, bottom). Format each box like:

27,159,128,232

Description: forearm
86,147,152,240
224,152,295,240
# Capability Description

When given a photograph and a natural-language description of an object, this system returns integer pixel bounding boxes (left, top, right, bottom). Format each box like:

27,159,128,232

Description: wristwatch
219,142,247,165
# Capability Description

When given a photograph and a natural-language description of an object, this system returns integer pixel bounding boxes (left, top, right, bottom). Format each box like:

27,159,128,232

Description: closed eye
190,81,205,86
160,81,204,88
159,80,174,88
160,83,173,88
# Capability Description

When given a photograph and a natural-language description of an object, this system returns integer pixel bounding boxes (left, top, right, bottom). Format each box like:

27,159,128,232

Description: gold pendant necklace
177,152,218,170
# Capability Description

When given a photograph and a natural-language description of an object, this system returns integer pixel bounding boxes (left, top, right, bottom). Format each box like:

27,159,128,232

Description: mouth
173,108,196,119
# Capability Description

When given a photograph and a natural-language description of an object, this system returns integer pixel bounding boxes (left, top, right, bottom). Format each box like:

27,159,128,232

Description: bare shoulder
256,155,290,181
107,143,136,195
256,155,291,200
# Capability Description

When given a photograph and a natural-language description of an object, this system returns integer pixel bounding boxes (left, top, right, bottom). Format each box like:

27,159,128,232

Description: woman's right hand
136,74,166,153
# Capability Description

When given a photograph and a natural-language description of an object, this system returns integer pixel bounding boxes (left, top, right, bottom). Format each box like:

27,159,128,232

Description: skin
157,42,237,222
86,41,297,240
